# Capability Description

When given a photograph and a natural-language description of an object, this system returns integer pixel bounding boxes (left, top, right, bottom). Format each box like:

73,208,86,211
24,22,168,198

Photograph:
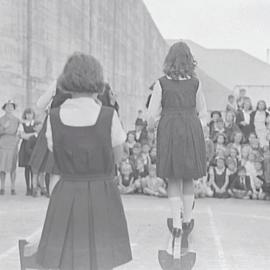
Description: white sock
169,197,182,228
167,197,182,257
183,195,194,223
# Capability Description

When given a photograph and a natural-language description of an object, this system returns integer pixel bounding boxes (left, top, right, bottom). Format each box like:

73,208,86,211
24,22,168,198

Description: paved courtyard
1,170,270,270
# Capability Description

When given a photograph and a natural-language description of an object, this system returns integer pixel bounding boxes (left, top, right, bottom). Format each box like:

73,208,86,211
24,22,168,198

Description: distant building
0,0,168,129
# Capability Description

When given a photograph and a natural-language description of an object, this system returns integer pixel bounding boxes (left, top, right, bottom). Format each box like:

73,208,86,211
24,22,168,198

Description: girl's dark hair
163,41,197,79
210,111,222,118
22,108,35,120
243,97,253,111
256,100,267,111
58,52,104,94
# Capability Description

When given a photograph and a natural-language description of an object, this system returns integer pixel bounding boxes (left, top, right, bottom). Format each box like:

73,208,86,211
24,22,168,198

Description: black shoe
167,218,195,234
183,219,195,235
40,187,47,196
11,189,16,195
0,189,5,195
167,219,195,251
171,252,196,270
18,239,41,270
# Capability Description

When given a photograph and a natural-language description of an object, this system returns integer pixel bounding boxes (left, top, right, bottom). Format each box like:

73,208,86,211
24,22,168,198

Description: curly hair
163,41,197,79
58,52,104,94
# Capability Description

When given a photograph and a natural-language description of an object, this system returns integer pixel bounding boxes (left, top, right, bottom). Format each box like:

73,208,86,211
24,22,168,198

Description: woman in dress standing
18,108,38,196
148,42,207,269
236,97,253,142
19,53,132,270
250,100,269,147
0,100,20,195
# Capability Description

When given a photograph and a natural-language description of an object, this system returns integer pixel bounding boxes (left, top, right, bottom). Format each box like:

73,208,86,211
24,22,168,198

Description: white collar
166,75,191,80
61,97,101,108
24,120,35,126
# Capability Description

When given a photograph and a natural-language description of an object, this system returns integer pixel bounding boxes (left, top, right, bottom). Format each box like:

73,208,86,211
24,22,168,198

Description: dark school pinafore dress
18,123,37,167
156,76,206,180
35,106,132,270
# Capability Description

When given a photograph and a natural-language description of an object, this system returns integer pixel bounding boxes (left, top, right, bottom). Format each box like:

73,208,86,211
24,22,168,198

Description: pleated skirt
156,112,206,180
35,176,132,270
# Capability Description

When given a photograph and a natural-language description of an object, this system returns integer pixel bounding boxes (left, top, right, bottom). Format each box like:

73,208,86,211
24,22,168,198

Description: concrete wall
0,0,168,129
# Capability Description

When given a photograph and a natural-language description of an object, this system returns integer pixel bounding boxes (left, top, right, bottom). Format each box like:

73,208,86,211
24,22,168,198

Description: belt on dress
161,108,197,116
61,174,113,182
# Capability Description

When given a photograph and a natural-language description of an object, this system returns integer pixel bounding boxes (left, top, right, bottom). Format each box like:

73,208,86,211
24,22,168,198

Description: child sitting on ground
226,157,238,190
229,166,253,199
140,142,151,169
252,160,266,200
209,156,230,198
117,160,136,194
133,157,148,193
214,133,227,155
194,176,213,198
228,146,240,167
240,144,250,166
129,142,142,171
143,165,167,197
245,151,258,190
211,118,225,141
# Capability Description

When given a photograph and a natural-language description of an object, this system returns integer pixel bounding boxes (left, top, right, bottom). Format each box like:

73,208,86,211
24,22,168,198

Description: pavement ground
1,169,270,270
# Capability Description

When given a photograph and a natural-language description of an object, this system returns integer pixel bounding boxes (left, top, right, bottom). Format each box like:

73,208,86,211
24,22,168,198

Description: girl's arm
196,81,208,127
147,80,162,129
36,81,57,110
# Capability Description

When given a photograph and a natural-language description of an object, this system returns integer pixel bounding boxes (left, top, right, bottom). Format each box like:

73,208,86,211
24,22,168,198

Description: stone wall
0,0,168,129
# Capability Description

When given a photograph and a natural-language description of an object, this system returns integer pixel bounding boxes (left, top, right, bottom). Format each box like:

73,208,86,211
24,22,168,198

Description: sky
143,0,270,62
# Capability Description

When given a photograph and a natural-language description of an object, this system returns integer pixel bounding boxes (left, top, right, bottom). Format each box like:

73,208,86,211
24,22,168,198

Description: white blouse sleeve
45,116,53,152
196,81,208,127
36,81,57,110
147,80,162,122
111,110,127,147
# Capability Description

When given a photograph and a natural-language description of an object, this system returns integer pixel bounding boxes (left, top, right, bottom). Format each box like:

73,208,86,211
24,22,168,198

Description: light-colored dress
254,111,268,147
0,114,20,172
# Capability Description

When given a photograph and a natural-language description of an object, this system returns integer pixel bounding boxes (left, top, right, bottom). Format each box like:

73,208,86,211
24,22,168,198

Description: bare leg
0,171,6,194
10,170,16,193
182,179,194,223
167,179,182,258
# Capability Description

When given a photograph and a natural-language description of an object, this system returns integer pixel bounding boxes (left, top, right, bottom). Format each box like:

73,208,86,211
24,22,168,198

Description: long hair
163,41,197,79
58,52,104,94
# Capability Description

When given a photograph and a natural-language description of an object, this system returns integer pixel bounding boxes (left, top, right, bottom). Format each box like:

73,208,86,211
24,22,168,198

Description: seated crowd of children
195,90,270,200
115,111,167,197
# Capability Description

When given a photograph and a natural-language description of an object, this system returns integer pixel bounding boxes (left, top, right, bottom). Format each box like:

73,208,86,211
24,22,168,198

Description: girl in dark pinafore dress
19,53,132,270
148,42,207,269
18,108,38,196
